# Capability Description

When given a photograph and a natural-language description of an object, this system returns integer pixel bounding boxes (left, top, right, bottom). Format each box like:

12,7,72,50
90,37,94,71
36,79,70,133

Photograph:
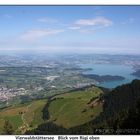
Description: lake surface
79,63,139,88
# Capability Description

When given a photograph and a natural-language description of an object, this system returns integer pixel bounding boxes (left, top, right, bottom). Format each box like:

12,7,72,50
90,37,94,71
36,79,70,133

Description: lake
79,63,139,88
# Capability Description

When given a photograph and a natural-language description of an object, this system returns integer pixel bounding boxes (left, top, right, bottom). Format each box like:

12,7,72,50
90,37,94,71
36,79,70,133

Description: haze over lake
79,63,139,88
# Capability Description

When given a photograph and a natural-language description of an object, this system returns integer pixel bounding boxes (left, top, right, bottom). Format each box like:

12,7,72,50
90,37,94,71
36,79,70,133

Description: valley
0,54,140,134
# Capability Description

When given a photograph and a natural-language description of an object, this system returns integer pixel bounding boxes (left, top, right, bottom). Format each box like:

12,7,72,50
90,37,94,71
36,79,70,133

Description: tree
3,120,14,135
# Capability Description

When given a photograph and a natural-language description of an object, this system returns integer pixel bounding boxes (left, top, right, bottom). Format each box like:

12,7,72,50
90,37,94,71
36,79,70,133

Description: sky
0,6,140,54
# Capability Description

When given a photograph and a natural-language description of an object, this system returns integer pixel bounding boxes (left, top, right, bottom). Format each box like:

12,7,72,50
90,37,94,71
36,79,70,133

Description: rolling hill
1,79,140,135
0,85,104,134
0,99,47,134
26,79,140,135
47,86,103,128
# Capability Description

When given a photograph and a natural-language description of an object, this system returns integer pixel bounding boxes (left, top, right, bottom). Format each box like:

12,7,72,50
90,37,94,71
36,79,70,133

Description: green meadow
0,99,47,134
48,87,103,128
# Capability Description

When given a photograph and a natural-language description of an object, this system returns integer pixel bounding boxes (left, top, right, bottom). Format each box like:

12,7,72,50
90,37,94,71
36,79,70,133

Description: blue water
79,63,139,88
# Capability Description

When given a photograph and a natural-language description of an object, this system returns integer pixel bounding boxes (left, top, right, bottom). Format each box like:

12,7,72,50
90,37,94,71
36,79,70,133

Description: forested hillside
26,79,140,135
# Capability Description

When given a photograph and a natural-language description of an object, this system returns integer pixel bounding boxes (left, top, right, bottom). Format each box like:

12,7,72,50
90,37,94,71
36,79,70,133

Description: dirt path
18,103,32,134
22,104,32,127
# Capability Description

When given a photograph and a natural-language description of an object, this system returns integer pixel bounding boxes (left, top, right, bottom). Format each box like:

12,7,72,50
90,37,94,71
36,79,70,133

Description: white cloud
68,26,81,30
67,17,113,33
20,29,64,41
37,17,58,23
75,16,113,27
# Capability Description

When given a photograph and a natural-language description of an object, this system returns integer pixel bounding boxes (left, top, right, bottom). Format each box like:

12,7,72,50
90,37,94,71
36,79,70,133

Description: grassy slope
0,99,47,134
48,87,103,128
0,86,104,134
24,99,47,128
